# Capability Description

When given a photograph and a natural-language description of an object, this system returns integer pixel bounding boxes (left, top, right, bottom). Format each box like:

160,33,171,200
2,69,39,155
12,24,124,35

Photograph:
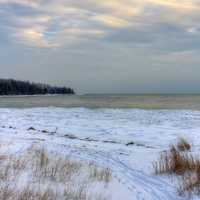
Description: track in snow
42,136,186,200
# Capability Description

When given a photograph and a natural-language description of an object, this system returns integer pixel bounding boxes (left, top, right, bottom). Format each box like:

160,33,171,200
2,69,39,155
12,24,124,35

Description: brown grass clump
153,145,196,175
153,138,200,196
178,163,200,196
177,138,191,152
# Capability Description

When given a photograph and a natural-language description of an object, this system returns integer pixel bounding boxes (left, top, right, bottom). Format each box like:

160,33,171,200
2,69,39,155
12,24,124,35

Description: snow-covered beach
1,106,200,199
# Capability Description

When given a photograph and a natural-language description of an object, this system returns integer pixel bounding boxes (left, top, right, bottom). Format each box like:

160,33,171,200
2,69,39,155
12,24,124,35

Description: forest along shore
0,79,74,95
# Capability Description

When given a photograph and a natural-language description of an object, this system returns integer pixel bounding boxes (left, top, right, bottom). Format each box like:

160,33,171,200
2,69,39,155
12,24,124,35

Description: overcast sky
1,0,200,94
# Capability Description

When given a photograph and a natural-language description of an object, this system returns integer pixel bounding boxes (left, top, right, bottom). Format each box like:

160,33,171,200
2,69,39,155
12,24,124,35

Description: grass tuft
153,145,196,175
153,138,200,196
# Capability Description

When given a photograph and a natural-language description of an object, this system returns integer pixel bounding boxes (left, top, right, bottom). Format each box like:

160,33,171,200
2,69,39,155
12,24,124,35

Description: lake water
0,94,200,109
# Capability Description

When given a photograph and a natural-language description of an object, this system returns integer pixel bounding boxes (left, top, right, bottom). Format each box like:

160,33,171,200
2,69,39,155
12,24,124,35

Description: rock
27,127,36,131
64,134,78,139
41,130,49,133
126,141,135,146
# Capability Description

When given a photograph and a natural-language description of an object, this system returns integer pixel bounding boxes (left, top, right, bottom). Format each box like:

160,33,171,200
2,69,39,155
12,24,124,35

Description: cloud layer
1,0,200,49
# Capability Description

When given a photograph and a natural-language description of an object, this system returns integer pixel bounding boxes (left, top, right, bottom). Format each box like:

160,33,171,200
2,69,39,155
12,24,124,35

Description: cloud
149,0,199,12
92,15,131,28
0,0,40,7
0,0,200,50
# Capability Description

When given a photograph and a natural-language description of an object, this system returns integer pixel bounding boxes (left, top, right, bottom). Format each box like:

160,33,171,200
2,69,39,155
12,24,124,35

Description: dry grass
153,138,193,175
153,145,196,175
177,138,191,152
32,148,82,183
0,146,112,200
16,187,57,200
153,138,200,196
89,164,112,183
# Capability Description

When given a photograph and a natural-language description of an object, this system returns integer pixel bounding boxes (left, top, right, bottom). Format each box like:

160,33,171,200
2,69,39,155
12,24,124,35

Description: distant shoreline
0,94,75,98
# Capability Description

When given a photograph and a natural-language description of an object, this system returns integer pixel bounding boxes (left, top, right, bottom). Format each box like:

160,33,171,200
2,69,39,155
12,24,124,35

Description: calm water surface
0,94,200,109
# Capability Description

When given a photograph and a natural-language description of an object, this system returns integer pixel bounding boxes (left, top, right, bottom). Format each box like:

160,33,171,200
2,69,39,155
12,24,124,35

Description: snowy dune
1,107,200,199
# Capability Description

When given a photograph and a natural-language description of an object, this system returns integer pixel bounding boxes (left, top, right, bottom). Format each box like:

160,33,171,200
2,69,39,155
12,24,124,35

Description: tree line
0,79,75,95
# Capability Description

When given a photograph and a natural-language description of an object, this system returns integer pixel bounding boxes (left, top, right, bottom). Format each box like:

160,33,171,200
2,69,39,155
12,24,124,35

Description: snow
0,107,200,199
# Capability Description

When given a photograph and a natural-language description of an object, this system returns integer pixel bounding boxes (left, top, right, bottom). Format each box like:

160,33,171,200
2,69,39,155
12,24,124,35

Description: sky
1,0,200,94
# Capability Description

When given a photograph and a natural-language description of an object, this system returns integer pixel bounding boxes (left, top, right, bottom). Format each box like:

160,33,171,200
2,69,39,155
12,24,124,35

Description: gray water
0,94,200,109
